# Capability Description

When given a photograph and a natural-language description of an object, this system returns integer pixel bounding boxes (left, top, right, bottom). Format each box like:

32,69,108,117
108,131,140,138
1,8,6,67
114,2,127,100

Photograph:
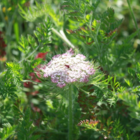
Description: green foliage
0,63,22,99
117,62,140,133
0,125,16,140
1,0,28,6
16,108,41,140
1,0,140,139
18,35,29,53
19,2,63,27
34,19,52,46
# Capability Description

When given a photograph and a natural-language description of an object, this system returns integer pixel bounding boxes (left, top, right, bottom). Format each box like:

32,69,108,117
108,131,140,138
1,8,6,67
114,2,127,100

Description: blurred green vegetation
1,0,140,139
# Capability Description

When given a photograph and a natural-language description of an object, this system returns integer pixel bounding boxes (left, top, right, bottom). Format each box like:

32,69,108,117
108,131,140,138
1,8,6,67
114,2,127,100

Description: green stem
0,5,18,61
127,0,139,33
51,28,79,53
19,45,40,63
68,84,73,140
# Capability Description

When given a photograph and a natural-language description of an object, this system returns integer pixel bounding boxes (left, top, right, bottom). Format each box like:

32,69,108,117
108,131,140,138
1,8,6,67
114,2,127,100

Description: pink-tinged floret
80,76,89,83
67,48,74,55
44,73,48,78
52,54,61,59
76,54,86,60
57,82,66,88
87,68,95,75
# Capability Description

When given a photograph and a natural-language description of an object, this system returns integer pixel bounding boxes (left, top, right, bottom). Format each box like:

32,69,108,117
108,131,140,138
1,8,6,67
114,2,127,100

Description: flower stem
126,0,139,34
51,28,79,53
19,44,40,63
68,84,73,140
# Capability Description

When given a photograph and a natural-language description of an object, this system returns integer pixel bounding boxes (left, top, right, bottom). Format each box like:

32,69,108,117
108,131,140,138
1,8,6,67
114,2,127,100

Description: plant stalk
68,84,73,140
126,0,139,34
51,28,78,52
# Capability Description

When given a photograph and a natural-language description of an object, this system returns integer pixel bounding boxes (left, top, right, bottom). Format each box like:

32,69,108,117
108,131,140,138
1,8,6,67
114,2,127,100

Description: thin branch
19,45,40,63
51,28,76,49
126,0,139,35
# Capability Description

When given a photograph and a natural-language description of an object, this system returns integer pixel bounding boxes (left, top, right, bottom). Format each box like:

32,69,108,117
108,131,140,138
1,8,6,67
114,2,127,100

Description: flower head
40,49,95,88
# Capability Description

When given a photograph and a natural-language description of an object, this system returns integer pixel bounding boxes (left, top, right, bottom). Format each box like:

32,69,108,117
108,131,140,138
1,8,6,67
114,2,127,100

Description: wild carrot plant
0,0,140,140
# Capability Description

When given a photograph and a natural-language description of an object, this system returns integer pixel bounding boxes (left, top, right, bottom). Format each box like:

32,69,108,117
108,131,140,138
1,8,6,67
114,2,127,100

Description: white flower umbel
40,48,95,88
